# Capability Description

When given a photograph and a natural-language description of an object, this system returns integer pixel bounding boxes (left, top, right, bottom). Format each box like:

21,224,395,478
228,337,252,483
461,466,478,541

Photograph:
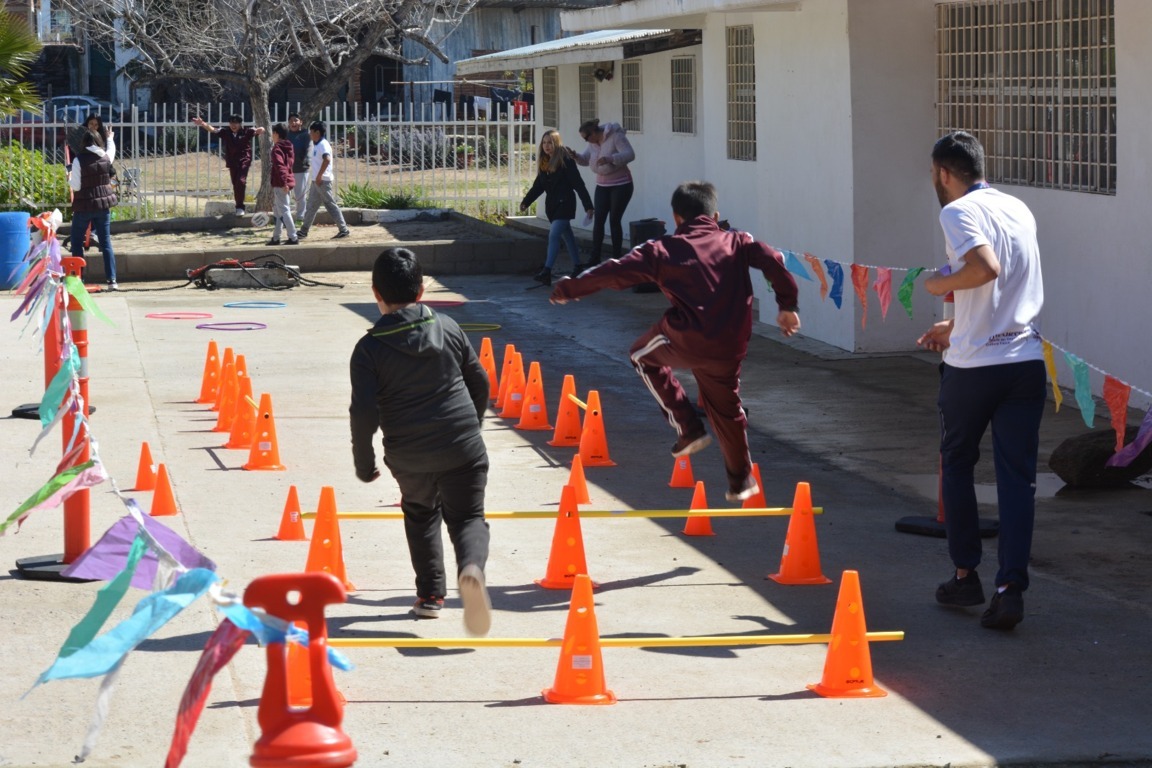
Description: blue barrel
0,212,32,290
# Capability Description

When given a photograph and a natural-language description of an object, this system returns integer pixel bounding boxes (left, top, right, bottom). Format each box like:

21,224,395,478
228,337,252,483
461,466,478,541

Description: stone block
1048,426,1152,488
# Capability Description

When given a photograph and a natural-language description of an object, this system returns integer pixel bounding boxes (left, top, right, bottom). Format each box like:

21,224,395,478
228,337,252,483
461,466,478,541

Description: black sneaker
411,596,444,619
725,475,760,503
532,267,552,286
333,229,351,239
266,238,281,246
980,585,1024,630
296,228,309,239
285,238,299,245
671,431,712,457
936,570,986,607
569,263,586,278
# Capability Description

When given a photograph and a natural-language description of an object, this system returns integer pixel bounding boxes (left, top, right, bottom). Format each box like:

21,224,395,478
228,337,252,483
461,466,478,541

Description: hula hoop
195,321,268,331
145,312,214,320
222,301,287,309
459,323,502,332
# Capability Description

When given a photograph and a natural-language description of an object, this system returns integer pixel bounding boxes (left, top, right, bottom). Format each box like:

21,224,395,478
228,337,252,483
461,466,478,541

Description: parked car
0,109,68,162
46,95,123,126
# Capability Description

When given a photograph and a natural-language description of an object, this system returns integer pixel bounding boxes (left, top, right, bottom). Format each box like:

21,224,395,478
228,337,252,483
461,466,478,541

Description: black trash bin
629,219,665,293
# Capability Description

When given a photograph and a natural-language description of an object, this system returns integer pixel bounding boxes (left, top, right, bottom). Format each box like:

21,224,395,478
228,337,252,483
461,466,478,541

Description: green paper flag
897,267,926,319
63,275,115,326
57,534,148,659
0,460,96,535
1064,351,1095,428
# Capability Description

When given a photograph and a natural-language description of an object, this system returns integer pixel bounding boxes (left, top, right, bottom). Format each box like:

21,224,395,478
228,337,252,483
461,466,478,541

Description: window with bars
541,67,558,129
621,60,642,132
936,0,1116,194
726,26,756,161
671,56,696,135
579,64,597,124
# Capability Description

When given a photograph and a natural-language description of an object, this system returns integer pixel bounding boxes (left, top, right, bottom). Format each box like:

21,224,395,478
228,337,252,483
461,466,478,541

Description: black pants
590,182,634,264
388,453,490,599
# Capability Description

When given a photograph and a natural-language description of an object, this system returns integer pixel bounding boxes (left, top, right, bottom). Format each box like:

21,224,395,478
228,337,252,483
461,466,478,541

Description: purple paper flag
1106,407,1152,468
62,513,216,589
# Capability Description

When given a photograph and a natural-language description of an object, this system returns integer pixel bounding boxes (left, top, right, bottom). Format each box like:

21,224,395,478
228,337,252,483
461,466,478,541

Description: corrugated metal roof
454,29,674,75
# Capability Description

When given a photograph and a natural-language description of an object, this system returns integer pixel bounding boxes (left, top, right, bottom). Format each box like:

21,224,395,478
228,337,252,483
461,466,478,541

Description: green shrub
0,142,69,210
159,125,202,154
341,182,430,210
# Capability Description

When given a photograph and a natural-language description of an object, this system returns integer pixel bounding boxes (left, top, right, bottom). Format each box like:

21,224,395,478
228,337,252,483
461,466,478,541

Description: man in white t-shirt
917,131,1045,632
297,121,350,240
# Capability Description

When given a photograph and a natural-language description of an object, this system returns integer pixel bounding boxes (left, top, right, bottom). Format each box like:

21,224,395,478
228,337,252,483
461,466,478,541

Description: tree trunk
249,81,274,212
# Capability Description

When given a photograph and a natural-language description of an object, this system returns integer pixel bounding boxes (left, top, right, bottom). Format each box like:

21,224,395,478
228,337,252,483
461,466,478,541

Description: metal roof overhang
454,29,683,76
561,0,800,33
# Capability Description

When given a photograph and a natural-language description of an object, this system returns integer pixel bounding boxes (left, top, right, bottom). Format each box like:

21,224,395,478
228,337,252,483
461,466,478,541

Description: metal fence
0,101,538,219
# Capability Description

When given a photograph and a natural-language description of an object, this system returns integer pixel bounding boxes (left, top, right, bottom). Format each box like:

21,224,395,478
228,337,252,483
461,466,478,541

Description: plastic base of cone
535,576,600,590
894,515,999,538
807,680,887,698
542,687,617,705
767,571,831,585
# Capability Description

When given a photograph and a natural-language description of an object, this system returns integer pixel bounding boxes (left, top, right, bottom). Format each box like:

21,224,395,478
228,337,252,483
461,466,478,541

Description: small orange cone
212,358,240,432
742,463,767,508
576,390,616,467
535,485,593,590
196,340,221,404
243,393,286,471
212,347,234,411
498,353,527,419
548,374,582,447
807,570,887,698
516,361,553,431
682,480,715,536
305,486,356,591
224,375,257,449
767,482,831,585
276,485,307,541
149,463,178,517
542,574,615,705
495,344,516,409
131,441,157,491
234,352,249,381
479,337,499,401
567,454,590,505
668,454,695,488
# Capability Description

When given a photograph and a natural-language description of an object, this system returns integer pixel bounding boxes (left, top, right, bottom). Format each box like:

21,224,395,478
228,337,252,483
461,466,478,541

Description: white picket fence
0,102,538,219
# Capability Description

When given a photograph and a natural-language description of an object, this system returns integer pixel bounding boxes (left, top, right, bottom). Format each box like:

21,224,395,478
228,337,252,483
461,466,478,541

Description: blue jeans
938,360,1046,590
546,218,580,269
71,209,116,284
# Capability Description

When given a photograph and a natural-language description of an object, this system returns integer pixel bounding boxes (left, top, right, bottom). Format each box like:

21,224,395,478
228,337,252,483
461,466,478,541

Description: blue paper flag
782,250,813,281
1064,352,1095,428
824,260,845,309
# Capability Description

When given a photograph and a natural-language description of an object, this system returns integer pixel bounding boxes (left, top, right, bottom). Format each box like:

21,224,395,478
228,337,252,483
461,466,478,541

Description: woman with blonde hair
519,129,594,285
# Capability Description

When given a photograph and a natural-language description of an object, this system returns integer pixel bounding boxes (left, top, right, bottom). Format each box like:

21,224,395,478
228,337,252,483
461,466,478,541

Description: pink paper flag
872,267,892,320
1103,375,1132,454
1106,407,1152,468
850,264,870,329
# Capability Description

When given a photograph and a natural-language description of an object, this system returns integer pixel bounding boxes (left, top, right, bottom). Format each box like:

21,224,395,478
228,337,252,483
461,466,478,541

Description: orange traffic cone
567,454,590,505
535,485,593,590
542,574,615,705
131,441,157,491
276,485,307,541
196,340,221,404
767,482,831,585
498,353,527,419
244,393,286,471
286,636,313,708
516,361,553,431
548,374,582,447
305,486,356,591
807,570,887,698
682,480,715,536
212,347,234,412
225,375,257,449
668,454,695,488
742,463,767,508
576,390,615,467
150,463,178,517
213,358,240,432
234,352,249,381
495,344,516,409
479,336,499,401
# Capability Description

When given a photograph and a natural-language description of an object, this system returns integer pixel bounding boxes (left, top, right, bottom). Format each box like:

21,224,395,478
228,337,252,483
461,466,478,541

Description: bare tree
60,0,478,208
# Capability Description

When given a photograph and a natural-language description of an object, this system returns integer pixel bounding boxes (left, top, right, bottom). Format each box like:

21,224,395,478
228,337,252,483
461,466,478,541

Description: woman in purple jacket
569,118,636,267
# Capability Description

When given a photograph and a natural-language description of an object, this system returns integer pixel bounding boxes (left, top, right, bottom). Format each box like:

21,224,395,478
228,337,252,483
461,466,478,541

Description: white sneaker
458,564,491,637
235,207,245,216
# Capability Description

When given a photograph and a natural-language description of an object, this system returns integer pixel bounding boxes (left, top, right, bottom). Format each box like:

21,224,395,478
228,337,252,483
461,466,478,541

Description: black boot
532,266,552,286
569,263,586,278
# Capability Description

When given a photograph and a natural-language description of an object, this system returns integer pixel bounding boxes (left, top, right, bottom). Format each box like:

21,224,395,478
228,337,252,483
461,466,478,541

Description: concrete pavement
1,266,1150,768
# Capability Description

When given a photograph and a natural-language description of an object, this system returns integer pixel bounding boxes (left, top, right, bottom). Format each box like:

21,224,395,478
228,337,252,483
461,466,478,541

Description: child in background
191,114,265,216
267,123,298,246
520,129,595,285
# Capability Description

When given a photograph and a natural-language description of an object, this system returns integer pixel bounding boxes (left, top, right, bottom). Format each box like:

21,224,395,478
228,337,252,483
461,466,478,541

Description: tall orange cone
149,463,178,517
276,485,307,541
212,347,234,411
576,390,616,467
244,393,286,471
234,352,249,381
742,463,767,508
212,358,240,432
131,441,157,491
224,375,257,449
567,454,590,505
305,486,356,591
498,353,527,419
479,336,498,400
767,482,831,585
535,485,593,590
668,454,695,488
548,374,582,447
495,344,516,409
196,340,221,404
286,637,313,708
682,480,715,536
807,570,887,698
516,361,553,431
542,574,615,705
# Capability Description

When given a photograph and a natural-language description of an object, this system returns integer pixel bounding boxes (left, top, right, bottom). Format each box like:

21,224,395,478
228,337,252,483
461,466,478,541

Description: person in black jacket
68,129,118,290
349,248,492,636
519,129,594,285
